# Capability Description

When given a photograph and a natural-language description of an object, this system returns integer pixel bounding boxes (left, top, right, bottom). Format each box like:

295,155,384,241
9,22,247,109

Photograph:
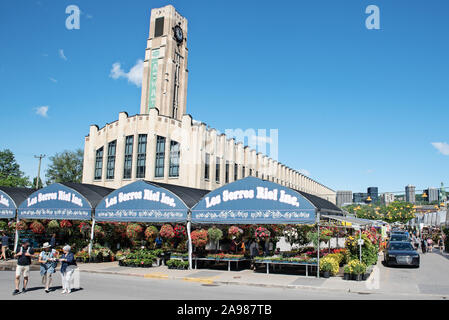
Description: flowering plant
60,220,72,229
320,228,333,242
173,224,186,239
228,226,243,239
254,227,271,240
29,221,45,234
47,220,60,231
208,227,223,242
160,224,175,239
191,229,208,247
144,226,158,241
94,225,105,238
126,223,143,240
16,220,28,231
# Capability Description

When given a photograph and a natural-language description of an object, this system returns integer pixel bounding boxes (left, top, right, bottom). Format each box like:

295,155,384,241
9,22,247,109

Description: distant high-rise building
380,192,395,205
336,191,352,207
353,192,367,204
425,188,439,203
405,185,416,203
367,187,379,203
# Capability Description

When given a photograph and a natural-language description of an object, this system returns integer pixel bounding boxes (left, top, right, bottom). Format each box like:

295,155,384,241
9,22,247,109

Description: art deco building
82,5,337,204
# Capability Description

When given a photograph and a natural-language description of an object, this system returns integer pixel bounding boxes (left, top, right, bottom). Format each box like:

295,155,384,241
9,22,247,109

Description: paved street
0,250,448,300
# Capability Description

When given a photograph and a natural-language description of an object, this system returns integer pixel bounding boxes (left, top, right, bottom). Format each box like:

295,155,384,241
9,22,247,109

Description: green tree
45,149,83,184
32,177,44,189
0,149,30,187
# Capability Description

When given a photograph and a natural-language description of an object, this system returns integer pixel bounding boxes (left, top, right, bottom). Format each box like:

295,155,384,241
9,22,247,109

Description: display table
254,260,318,276
194,257,249,271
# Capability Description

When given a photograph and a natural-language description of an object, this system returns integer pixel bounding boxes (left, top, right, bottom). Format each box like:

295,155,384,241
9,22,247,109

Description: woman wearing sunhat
59,245,77,294
38,242,58,293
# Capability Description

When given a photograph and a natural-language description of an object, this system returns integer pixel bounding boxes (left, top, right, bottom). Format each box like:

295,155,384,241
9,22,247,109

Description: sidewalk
76,261,380,294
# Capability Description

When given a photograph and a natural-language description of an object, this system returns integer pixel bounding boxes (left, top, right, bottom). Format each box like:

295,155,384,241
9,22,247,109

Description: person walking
155,234,163,249
421,237,427,254
13,241,34,295
1,232,9,261
59,245,77,294
38,242,57,293
427,237,433,253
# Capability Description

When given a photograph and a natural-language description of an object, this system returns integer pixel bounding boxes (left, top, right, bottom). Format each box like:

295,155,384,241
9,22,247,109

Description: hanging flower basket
94,225,105,238
30,221,45,234
191,229,208,247
228,226,243,239
160,224,175,240
173,224,186,239
144,226,158,240
254,227,271,241
16,221,28,231
47,220,60,231
126,223,143,240
60,220,72,229
78,222,91,235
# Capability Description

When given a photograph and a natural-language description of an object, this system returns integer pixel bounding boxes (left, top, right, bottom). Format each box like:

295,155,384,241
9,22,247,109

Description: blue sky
1,0,448,195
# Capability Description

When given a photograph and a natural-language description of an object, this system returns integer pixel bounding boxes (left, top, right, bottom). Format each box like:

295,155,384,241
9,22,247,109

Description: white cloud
35,106,49,117
49,77,57,83
366,169,374,174
431,142,449,156
298,169,310,176
58,49,67,61
110,59,143,87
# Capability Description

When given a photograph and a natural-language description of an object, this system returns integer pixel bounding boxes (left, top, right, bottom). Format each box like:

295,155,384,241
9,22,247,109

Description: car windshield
390,235,407,241
389,243,414,251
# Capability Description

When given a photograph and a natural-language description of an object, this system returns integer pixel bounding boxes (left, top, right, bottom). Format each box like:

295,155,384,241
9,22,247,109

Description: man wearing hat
13,240,34,295
38,242,58,293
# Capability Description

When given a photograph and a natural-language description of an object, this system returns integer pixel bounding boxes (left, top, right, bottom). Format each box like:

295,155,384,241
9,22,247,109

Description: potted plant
343,265,351,280
351,261,366,281
320,260,333,278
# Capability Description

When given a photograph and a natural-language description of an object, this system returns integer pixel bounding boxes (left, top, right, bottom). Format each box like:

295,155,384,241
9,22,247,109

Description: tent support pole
317,209,320,279
89,218,96,258
14,213,19,253
187,211,193,270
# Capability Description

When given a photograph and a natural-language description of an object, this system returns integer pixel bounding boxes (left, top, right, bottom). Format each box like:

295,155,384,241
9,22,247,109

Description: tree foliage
343,201,416,223
0,149,30,187
45,149,83,184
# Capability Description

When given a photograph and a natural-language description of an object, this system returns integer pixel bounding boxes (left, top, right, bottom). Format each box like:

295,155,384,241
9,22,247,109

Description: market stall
0,186,35,251
17,182,113,253
190,176,342,277
94,180,208,268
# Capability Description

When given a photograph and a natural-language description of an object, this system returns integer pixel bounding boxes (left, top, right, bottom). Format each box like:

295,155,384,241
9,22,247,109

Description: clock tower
140,5,188,120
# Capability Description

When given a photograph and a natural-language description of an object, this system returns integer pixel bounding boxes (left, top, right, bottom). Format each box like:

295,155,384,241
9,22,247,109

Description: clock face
174,25,183,43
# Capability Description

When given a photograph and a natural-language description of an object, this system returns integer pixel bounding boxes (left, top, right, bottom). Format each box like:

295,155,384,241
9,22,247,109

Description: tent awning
18,183,113,220
0,186,35,219
95,180,202,223
191,177,317,224
321,214,374,227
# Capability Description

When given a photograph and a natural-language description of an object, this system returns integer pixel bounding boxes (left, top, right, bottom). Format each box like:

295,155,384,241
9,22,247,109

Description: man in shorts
13,240,34,295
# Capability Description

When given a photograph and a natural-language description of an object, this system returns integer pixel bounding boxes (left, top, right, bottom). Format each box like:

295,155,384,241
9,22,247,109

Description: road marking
182,276,219,284
144,273,169,279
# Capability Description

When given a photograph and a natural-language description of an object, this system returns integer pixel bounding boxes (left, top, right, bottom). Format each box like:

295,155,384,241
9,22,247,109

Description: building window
106,141,116,179
154,17,164,37
215,157,220,183
249,168,253,176
225,161,229,183
169,141,180,177
242,166,245,178
136,134,147,178
155,136,166,178
94,147,103,180
256,171,259,178
123,135,134,179
204,153,210,180
234,163,238,181
172,52,182,118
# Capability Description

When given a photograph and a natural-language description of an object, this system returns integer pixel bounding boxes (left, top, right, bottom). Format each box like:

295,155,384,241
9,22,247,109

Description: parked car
384,241,420,267
389,233,410,242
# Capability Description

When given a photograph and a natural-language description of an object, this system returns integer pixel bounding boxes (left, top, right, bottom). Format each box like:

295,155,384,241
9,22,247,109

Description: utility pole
34,154,46,189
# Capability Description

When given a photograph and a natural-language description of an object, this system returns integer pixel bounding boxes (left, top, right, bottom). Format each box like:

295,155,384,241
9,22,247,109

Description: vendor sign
0,189,16,218
191,177,316,224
